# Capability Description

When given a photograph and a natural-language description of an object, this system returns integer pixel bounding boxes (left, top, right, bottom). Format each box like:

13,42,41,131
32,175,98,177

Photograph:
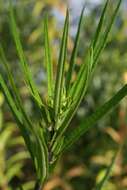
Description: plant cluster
0,0,127,189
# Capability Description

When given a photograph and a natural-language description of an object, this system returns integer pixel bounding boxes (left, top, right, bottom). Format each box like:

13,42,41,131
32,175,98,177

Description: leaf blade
44,14,53,99
95,149,119,190
93,0,122,68
92,0,109,49
66,6,85,94
61,84,127,152
53,10,69,121
51,48,93,153
9,2,43,107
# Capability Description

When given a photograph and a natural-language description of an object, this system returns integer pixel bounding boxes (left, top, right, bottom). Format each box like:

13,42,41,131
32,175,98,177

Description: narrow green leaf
7,151,29,168
39,137,49,184
9,3,51,125
9,2,43,107
61,84,127,152
0,45,34,129
66,6,85,94
0,74,22,123
0,74,33,156
69,48,93,101
95,150,119,190
0,46,49,181
92,0,109,49
93,0,122,68
51,48,93,153
0,45,23,110
34,127,49,184
0,50,43,166
6,163,23,181
44,14,53,99
54,9,69,120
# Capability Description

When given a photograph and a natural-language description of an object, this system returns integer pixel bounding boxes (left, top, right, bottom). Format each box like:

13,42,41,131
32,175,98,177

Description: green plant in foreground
0,0,127,189
0,93,34,190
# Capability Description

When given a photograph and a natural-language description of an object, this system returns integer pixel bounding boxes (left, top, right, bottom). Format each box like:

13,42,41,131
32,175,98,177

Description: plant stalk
34,180,44,190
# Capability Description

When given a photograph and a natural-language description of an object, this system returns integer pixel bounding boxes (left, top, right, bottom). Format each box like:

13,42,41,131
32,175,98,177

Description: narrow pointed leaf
52,48,93,153
93,0,122,68
0,45,23,109
95,150,119,190
92,0,109,49
66,6,85,94
9,2,43,107
0,46,49,169
61,84,127,152
44,15,53,99
0,74,34,153
54,10,69,120
70,48,93,101
0,45,37,134
9,3,51,125
38,132,49,183
0,74,22,123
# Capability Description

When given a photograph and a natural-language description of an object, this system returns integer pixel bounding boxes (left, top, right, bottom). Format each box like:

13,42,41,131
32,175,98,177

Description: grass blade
54,10,69,121
66,6,85,94
93,0,122,68
0,45,49,171
0,44,37,134
9,3,51,125
0,43,49,182
9,2,43,107
44,14,53,99
0,74,22,123
0,74,33,153
51,48,93,153
69,48,93,101
95,149,119,190
0,45,23,109
92,0,109,49
61,84,127,152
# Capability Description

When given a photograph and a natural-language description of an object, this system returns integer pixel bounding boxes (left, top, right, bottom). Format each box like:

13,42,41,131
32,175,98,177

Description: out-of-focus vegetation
0,0,127,189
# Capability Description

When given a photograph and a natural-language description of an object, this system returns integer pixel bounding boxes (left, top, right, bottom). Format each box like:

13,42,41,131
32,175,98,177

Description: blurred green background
0,0,127,189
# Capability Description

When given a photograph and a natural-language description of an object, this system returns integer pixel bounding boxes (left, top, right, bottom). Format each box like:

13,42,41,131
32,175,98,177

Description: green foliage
44,14,53,100
0,93,33,190
95,149,119,190
0,0,126,188
54,9,69,122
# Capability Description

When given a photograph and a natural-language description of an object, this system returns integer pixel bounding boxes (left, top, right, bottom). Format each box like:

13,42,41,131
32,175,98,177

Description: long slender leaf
0,45,23,110
0,74,22,123
93,0,122,68
54,10,69,122
44,14,53,99
9,2,43,107
92,0,109,49
0,46,49,175
51,48,93,153
69,48,93,101
0,74,33,156
66,6,85,94
9,2,51,125
95,150,119,190
34,131,48,184
0,45,38,158
61,84,127,152
0,45,33,130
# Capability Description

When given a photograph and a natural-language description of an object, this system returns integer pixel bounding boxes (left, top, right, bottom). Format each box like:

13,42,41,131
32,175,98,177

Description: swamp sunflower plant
0,0,127,189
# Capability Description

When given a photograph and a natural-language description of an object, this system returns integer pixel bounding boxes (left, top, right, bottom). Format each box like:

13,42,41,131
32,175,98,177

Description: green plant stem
34,180,44,190
34,161,50,190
